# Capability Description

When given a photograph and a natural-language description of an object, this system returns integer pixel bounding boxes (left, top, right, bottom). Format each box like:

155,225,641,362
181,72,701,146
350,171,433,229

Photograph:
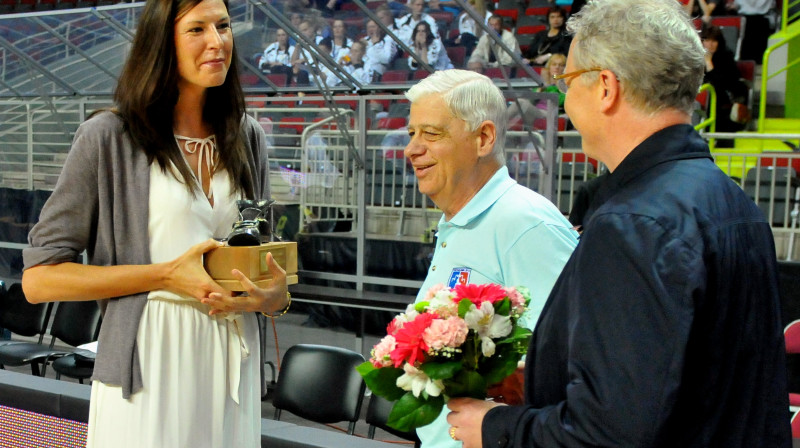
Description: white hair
567,0,705,114
405,69,507,164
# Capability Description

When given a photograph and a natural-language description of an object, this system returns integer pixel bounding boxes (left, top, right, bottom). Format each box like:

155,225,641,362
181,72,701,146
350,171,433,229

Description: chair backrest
365,394,420,445
50,301,102,348
792,409,800,438
736,59,756,83
786,320,800,354
272,344,366,434
0,283,53,342
445,46,466,68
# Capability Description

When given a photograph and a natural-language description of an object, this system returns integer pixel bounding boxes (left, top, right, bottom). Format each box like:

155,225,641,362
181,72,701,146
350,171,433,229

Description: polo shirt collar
442,166,515,227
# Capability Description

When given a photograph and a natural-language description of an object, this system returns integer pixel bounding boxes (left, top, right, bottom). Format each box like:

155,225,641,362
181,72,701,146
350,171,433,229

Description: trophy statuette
204,199,298,291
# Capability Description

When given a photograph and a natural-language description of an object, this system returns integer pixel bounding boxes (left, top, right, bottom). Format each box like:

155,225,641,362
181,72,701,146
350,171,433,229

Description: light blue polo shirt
414,166,578,448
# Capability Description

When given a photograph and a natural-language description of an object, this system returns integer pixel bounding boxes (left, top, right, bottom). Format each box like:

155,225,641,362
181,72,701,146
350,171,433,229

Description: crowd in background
254,0,778,133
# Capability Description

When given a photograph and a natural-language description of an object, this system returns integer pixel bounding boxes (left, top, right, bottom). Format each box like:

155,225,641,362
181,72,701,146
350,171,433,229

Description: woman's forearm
22,262,169,303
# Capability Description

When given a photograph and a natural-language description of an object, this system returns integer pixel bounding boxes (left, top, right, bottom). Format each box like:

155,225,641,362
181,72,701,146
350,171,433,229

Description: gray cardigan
23,111,271,398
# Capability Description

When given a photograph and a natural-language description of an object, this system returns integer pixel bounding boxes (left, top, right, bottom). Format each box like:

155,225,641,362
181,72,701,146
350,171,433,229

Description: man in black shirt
445,0,791,446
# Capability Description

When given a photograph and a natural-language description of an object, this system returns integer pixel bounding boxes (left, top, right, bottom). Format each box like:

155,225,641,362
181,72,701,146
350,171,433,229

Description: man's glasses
552,68,603,93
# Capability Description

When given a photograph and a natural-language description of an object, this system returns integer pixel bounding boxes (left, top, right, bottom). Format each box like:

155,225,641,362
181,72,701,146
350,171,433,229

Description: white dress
86,156,262,448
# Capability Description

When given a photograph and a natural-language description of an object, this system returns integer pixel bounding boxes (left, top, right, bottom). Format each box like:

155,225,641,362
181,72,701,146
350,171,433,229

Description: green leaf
420,361,462,380
387,392,444,432
444,369,487,399
357,362,405,401
457,298,473,317
479,350,519,386
415,301,429,313
496,326,532,346
494,298,511,316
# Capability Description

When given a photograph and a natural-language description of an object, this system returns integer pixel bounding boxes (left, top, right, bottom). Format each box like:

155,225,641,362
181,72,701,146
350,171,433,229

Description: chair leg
347,421,356,435
31,363,40,376
367,426,376,439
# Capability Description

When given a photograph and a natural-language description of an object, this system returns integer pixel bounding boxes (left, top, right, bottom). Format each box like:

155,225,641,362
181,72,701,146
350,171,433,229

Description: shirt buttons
432,266,436,271
441,242,447,248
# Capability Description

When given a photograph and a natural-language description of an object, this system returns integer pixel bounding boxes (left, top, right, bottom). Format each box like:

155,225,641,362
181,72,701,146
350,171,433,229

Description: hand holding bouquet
356,283,532,432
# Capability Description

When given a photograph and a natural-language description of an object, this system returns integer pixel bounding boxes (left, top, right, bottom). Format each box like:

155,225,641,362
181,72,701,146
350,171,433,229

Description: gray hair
405,69,507,164
566,0,705,115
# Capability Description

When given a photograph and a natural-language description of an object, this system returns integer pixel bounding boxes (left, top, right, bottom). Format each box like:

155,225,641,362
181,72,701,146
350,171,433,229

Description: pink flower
454,283,508,307
371,335,397,368
390,313,435,367
423,317,469,351
504,287,526,312
423,283,448,302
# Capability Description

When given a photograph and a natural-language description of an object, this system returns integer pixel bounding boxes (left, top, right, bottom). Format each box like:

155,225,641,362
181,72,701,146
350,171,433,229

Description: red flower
453,283,507,307
390,313,435,368
386,317,402,335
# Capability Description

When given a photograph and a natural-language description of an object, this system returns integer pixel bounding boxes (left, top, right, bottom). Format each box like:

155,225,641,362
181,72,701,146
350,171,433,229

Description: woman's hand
202,252,289,316
705,51,714,71
163,239,226,300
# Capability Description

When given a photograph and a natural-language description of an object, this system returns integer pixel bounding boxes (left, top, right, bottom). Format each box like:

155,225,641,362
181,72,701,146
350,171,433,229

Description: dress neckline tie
175,134,217,200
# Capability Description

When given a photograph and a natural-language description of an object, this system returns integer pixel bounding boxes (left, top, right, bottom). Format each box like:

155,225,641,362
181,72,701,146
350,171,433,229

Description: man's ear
476,120,497,158
598,69,621,113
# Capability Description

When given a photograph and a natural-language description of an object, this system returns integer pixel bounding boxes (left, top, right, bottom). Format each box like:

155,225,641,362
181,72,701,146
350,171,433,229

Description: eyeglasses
552,67,603,92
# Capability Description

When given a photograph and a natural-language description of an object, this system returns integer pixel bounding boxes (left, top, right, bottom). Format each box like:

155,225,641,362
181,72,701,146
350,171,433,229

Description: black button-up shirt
482,124,791,447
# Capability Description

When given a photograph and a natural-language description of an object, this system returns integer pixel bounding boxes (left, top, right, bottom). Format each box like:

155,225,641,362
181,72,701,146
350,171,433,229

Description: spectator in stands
683,0,730,23
291,19,319,85
259,28,294,82
329,19,353,62
408,21,454,71
523,6,571,66
21,0,290,446
731,0,775,62
396,0,439,46
701,25,748,140
506,53,566,129
342,40,374,85
446,1,790,446
365,18,398,79
467,15,521,71
376,4,401,36
286,11,304,46
405,68,578,448
310,37,338,88
448,0,491,58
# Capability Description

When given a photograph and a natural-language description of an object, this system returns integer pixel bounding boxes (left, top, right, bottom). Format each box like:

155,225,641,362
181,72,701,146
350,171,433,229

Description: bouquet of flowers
356,283,532,432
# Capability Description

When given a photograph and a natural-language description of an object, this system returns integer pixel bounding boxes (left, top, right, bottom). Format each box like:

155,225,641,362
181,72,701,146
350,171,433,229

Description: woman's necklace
175,134,216,200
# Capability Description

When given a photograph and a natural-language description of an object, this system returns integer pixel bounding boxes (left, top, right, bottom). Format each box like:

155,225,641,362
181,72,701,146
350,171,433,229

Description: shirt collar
440,166,515,227
585,124,712,221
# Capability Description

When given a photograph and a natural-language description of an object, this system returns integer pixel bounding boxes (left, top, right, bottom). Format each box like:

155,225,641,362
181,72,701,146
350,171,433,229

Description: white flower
464,301,513,357
402,304,420,320
429,288,457,309
396,363,444,398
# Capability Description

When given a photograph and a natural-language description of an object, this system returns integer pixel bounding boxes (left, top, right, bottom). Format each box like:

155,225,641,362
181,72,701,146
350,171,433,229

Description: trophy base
204,242,298,292
215,275,299,291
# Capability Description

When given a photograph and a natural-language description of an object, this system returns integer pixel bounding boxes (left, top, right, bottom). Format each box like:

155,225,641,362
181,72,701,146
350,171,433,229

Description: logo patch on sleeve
448,268,472,288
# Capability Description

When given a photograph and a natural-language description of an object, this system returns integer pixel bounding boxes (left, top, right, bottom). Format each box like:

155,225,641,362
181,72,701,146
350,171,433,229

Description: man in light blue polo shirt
404,69,578,448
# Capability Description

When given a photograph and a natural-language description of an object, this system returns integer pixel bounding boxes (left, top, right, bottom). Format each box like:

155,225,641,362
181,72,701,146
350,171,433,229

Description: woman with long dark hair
22,0,289,445
408,21,453,71
701,25,748,140
523,6,571,66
